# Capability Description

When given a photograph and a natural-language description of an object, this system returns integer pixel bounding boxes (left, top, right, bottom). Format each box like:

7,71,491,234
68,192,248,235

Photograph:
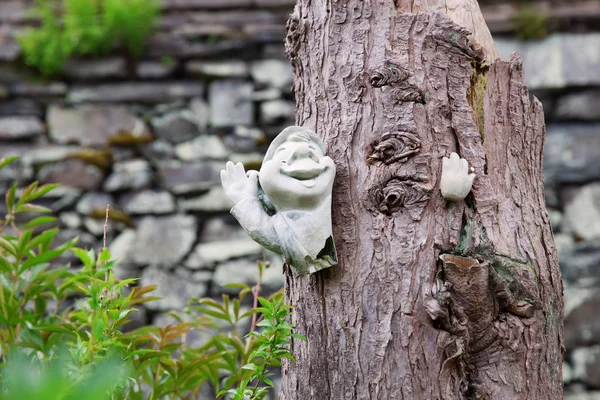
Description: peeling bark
281,1,563,399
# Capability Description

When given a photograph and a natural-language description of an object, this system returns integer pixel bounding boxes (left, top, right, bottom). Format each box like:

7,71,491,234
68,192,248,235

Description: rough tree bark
281,0,563,399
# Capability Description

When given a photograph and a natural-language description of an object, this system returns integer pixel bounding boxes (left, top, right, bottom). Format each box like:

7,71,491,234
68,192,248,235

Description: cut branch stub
368,178,431,218
369,61,411,87
368,131,421,165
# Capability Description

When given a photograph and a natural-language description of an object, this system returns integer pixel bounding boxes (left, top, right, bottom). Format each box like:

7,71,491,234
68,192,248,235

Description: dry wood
281,0,563,399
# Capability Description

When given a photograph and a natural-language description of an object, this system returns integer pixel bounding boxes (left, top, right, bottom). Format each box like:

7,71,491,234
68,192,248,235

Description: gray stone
544,124,600,185
565,391,600,400
129,215,197,266
0,32,20,62
564,184,600,241
0,117,44,140
21,145,78,166
554,233,575,256
141,266,207,311
83,217,123,237
0,99,43,117
160,0,253,9
199,217,248,242
151,110,203,143
495,34,600,90
44,187,83,212
136,60,178,79
212,257,284,292
178,187,231,213
9,82,67,97
0,85,7,99
223,125,266,154
252,88,282,101
560,240,600,283
548,209,563,232
60,212,82,229
68,82,204,103
0,1,31,23
63,58,127,81
572,346,600,388
184,237,263,269
48,105,152,146
185,61,248,78
108,229,139,278
556,89,600,121
260,99,295,125
157,161,222,195
38,159,104,191
120,190,176,215
189,98,210,132
104,160,152,192
565,286,600,349
209,80,253,127
250,59,293,90
175,135,229,161
138,140,176,161
76,192,116,216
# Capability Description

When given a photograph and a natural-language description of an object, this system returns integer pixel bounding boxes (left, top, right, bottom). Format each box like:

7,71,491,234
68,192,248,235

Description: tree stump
281,0,563,399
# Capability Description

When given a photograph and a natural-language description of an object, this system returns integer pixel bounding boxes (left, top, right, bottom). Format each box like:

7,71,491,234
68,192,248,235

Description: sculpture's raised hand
220,161,259,205
440,152,476,201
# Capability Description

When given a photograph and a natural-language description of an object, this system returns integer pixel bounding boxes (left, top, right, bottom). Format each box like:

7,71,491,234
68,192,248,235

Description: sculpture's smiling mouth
280,160,327,181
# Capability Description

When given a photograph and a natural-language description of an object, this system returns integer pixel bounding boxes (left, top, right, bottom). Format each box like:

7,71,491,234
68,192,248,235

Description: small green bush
18,0,160,76
0,156,302,399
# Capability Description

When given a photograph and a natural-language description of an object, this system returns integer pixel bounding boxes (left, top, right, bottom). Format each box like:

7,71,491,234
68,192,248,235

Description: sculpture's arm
230,197,281,254
221,161,282,253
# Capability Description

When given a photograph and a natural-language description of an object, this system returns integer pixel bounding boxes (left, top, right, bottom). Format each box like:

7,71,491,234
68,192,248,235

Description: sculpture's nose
290,143,316,161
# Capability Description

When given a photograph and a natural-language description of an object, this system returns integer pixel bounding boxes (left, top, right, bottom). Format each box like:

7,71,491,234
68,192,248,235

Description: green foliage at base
0,156,304,399
18,0,160,76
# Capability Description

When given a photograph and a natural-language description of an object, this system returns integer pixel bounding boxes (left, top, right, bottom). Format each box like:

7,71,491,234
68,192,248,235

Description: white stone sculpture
440,152,476,201
221,126,337,275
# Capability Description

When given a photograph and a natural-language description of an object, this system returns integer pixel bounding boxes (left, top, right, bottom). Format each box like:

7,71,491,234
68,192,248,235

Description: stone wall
1,0,599,398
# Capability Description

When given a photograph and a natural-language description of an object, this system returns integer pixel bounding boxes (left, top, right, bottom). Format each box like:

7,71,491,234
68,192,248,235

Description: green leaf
15,204,51,213
241,363,257,371
23,216,58,229
6,182,17,212
0,156,18,170
28,183,60,202
19,249,66,273
99,247,111,263
71,247,94,268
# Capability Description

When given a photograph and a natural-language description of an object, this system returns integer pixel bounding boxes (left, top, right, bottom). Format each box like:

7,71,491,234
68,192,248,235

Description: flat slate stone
47,105,152,146
38,159,105,191
209,80,253,127
68,82,204,103
141,266,207,311
63,57,127,81
184,237,263,269
0,98,43,117
120,190,176,215
76,192,115,216
129,215,197,266
544,124,600,185
104,160,152,192
151,109,203,144
175,135,229,161
212,257,284,293
250,59,293,90
136,60,178,79
496,34,600,89
260,99,295,125
157,160,222,195
178,187,231,213
0,116,44,140
564,184,600,241
555,89,600,121
8,82,68,97
185,61,248,78
572,346,600,388
20,145,79,166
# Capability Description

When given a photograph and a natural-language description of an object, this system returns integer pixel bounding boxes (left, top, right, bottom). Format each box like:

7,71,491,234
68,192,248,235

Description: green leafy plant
0,156,304,399
512,5,552,41
18,0,160,76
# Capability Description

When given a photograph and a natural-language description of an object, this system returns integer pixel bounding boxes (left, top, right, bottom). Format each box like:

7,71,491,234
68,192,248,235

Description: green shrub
0,156,302,399
18,0,160,76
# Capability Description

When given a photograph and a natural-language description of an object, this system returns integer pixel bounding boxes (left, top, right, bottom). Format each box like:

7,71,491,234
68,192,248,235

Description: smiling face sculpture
221,126,337,275
259,127,336,212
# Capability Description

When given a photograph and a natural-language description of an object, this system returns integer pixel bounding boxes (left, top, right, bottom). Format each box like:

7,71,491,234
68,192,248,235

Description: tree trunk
281,0,563,399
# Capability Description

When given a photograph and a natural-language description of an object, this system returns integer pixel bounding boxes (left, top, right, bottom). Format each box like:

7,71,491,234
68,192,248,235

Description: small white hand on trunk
440,152,476,201
220,161,259,205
